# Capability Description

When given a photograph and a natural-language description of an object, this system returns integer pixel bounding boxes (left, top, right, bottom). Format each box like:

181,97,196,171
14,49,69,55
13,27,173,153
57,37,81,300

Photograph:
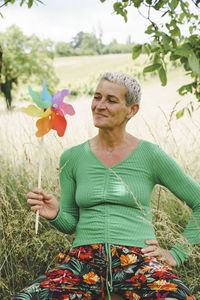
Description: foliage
55,31,135,57
0,25,59,109
100,0,200,118
0,0,43,10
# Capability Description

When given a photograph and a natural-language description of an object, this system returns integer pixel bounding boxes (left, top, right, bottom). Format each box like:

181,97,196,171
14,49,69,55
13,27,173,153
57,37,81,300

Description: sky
0,0,151,44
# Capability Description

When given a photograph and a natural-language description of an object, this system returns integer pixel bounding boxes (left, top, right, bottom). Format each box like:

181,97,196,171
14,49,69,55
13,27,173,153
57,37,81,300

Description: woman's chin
93,121,108,129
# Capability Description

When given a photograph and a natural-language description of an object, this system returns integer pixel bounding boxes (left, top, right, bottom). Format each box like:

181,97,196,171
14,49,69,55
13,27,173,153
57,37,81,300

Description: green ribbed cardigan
50,139,200,267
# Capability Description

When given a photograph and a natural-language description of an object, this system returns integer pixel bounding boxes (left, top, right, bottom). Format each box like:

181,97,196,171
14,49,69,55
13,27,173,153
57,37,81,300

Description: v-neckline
87,139,144,169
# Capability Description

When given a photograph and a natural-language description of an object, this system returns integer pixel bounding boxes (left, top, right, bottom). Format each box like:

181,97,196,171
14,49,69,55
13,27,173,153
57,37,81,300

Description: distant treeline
55,31,135,56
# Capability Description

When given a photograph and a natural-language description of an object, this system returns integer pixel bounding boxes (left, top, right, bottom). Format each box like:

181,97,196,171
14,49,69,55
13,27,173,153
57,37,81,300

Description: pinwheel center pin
52,103,58,110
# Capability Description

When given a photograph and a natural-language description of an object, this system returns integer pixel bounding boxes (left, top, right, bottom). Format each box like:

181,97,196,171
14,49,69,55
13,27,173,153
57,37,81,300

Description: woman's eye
108,99,116,103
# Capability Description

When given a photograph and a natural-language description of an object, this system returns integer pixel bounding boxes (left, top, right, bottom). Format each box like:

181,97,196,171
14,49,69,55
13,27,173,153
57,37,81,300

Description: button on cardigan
50,139,200,267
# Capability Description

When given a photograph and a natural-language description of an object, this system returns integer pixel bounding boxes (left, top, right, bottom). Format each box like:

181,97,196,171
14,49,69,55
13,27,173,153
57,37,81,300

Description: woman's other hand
27,188,59,220
142,240,177,267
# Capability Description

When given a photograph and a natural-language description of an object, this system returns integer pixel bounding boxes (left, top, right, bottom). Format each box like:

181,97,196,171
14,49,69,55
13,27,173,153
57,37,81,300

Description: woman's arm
152,145,200,267
49,150,79,234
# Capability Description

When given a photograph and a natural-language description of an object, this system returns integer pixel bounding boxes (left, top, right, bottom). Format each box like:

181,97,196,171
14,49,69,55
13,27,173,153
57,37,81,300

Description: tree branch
0,0,12,9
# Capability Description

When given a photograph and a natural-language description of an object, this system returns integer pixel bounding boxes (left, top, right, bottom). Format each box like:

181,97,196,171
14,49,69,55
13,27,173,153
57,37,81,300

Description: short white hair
101,72,141,105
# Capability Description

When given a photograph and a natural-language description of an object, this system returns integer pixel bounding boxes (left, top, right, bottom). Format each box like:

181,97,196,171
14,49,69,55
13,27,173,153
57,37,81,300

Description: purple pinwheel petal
52,89,70,105
59,102,75,116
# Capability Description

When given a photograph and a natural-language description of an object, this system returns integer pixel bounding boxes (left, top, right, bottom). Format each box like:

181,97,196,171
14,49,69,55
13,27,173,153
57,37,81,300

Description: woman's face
91,79,138,129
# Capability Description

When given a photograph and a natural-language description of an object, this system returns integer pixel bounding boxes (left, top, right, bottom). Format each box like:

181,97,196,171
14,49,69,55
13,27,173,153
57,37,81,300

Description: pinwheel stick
35,136,44,234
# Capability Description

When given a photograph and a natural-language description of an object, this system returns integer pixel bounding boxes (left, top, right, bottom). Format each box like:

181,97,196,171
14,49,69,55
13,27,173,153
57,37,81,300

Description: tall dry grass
0,70,200,298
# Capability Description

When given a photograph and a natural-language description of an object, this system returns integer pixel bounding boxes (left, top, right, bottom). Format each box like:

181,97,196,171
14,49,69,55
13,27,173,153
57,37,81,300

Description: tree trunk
0,44,2,82
1,77,16,110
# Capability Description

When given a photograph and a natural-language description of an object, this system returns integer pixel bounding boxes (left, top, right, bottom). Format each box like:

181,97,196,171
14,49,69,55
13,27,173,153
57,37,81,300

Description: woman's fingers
142,246,160,257
27,188,53,201
145,240,159,246
142,240,160,257
27,192,43,200
142,241,178,267
30,204,43,212
27,198,43,206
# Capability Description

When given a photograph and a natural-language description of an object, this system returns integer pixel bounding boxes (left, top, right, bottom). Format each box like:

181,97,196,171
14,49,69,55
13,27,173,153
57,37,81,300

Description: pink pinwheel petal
52,114,67,137
52,89,70,105
59,102,75,116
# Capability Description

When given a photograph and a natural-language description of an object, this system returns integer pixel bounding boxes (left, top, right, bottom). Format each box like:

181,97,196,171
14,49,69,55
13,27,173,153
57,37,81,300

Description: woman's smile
95,112,108,118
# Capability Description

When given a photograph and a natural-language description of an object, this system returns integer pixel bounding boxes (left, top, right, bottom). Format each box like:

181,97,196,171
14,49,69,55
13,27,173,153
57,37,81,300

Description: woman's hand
27,188,59,220
141,240,177,267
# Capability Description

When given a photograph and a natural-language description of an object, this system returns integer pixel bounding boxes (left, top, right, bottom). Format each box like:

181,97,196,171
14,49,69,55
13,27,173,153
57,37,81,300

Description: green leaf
188,52,200,78
113,2,122,12
159,66,167,86
178,83,193,96
187,107,192,117
132,44,142,59
28,0,34,8
154,0,167,10
113,2,127,22
162,33,171,51
20,0,26,6
132,0,143,8
176,108,185,119
170,26,181,37
100,0,106,2
144,43,151,55
143,63,161,73
170,0,178,10
174,44,192,57
145,24,154,34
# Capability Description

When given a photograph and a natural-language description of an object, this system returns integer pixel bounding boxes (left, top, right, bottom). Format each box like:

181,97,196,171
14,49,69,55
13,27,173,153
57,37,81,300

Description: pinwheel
22,79,75,137
22,80,75,233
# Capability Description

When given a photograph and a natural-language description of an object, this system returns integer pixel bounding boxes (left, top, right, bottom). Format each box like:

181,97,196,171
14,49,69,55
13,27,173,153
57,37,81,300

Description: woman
13,72,200,300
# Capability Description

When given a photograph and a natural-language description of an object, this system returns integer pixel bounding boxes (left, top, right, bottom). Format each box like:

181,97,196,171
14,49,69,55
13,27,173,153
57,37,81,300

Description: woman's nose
96,99,106,109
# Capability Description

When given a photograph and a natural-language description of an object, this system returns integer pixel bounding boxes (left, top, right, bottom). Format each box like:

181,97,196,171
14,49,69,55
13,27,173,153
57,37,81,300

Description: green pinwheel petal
28,85,51,109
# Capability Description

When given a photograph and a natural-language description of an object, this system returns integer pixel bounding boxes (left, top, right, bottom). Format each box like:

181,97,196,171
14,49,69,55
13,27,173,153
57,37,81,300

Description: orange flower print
124,290,141,299
111,247,119,257
91,244,100,250
138,265,151,274
186,297,196,300
83,272,100,284
120,254,137,266
148,280,177,291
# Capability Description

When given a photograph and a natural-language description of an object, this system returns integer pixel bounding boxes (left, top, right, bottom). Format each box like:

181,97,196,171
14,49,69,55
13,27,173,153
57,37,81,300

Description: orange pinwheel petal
36,116,52,137
51,114,67,137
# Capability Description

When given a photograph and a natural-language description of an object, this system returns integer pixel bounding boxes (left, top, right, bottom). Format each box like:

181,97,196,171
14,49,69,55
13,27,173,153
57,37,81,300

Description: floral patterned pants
13,244,195,300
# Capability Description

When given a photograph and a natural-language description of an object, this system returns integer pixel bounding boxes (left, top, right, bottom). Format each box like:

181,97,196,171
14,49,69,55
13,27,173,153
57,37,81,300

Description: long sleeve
153,145,200,267
49,150,79,234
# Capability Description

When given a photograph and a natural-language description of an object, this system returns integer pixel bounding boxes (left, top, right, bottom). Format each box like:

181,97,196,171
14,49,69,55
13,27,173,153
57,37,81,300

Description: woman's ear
127,103,140,120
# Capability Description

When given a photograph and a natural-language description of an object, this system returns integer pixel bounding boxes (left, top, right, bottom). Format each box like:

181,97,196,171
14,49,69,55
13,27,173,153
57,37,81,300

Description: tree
0,25,59,109
55,42,75,57
70,31,85,49
100,0,200,117
70,31,103,55
81,32,102,54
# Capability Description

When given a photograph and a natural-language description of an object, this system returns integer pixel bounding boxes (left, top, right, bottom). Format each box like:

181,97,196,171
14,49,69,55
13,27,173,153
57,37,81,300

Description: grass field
0,53,200,299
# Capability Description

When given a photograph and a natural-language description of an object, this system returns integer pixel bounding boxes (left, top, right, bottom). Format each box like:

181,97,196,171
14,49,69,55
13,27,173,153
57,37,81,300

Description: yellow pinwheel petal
42,107,51,117
21,105,51,118
21,105,44,117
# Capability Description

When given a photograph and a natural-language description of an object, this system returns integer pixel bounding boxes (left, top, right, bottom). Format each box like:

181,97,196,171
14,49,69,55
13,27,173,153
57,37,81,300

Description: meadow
0,53,200,299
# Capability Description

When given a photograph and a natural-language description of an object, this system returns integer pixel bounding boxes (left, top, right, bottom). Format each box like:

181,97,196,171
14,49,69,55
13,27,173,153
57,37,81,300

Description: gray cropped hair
101,72,141,105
